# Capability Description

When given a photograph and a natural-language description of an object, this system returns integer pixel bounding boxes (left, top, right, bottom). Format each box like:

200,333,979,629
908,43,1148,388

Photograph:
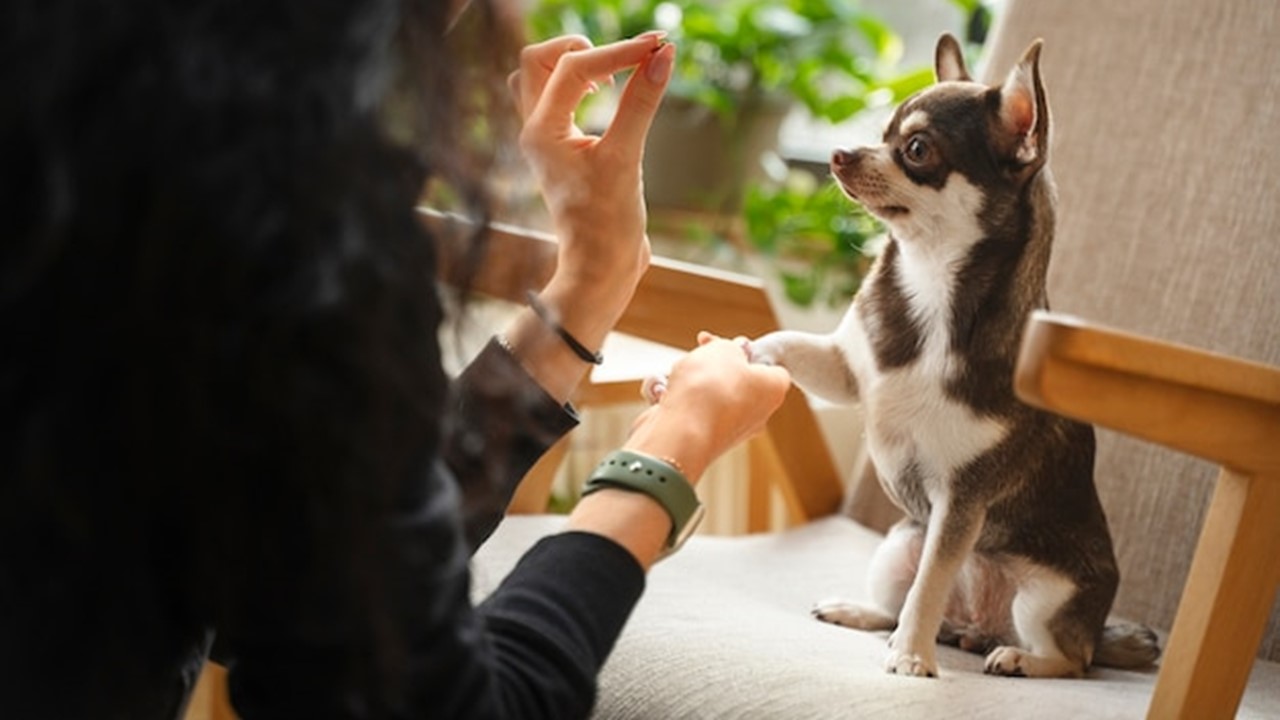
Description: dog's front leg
747,329,861,404
888,499,985,677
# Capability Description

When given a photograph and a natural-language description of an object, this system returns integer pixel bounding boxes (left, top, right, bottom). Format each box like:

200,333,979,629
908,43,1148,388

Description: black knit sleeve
442,338,579,551
226,452,645,720
472,532,646,718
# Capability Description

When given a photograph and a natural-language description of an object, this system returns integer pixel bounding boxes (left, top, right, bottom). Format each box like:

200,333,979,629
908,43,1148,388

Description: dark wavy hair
1,0,519,705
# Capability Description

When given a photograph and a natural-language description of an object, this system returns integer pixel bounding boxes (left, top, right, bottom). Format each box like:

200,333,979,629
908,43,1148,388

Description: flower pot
642,93,790,215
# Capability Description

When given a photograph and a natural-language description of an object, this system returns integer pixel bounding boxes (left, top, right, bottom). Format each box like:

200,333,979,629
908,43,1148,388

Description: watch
582,449,705,558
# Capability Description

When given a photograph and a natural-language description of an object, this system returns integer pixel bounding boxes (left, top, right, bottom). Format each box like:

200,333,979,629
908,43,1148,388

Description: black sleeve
469,531,645,719
226,457,645,720
225,337,644,719
443,338,579,551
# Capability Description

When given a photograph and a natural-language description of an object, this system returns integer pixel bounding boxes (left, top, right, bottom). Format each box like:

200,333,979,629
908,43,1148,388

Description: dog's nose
831,148,859,167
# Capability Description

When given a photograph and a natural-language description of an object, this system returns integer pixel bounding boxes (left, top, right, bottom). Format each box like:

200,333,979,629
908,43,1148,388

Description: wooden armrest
1015,310,1280,475
1017,310,1280,720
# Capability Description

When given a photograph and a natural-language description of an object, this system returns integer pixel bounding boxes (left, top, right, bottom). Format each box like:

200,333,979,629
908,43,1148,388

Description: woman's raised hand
508,32,675,307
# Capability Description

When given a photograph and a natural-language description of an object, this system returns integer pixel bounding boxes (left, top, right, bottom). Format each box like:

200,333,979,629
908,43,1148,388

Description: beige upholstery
468,0,1280,717
475,516,1280,719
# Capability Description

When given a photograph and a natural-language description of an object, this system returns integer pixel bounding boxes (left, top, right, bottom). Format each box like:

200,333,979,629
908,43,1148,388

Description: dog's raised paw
743,337,777,366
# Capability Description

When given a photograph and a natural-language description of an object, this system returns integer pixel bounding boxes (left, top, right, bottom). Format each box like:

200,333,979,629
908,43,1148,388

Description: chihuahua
747,35,1160,678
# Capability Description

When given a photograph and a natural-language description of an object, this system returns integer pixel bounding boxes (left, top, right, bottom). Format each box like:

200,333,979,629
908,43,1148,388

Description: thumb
757,364,793,396
602,42,675,157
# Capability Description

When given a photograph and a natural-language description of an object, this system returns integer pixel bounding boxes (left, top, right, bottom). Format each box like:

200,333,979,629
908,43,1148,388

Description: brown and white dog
747,35,1160,678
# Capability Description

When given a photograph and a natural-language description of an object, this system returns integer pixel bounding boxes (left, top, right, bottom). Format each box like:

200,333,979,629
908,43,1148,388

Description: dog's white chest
855,240,1008,495
863,350,1007,491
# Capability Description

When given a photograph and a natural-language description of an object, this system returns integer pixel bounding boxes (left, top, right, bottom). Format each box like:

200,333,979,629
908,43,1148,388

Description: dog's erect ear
934,34,971,82
997,39,1047,165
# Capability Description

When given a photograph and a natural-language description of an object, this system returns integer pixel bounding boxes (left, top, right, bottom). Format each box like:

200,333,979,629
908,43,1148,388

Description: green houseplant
529,0,921,122
526,0,932,213
742,172,883,307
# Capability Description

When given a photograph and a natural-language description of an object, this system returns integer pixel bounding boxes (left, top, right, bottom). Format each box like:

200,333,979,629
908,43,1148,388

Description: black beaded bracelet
525,290,604,365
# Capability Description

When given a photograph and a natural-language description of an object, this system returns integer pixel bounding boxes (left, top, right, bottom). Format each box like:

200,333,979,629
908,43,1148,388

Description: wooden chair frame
1016,310,1280,720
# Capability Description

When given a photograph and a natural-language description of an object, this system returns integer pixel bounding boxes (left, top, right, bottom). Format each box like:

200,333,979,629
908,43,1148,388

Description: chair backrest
982,0,1280,659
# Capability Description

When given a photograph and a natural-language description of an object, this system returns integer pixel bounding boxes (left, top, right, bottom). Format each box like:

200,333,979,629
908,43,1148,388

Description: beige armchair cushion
473,516,1280,718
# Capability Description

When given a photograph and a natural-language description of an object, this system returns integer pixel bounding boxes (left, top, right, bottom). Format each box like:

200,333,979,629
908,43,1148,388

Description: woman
0,1,791,717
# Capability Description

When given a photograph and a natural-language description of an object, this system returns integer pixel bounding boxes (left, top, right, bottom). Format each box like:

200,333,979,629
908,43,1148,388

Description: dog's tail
1093,622,1161,669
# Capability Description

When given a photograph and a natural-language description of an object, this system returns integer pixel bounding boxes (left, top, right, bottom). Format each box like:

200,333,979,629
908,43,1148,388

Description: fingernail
646,43,674,84
636,30,668,42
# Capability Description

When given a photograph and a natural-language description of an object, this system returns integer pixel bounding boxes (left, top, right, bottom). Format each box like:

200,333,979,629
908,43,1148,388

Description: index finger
513,35,594,121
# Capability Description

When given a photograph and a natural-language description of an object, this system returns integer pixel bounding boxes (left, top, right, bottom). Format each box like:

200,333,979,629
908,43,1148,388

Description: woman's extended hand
508,32,675,314
567,332,791,570
624,332,793,482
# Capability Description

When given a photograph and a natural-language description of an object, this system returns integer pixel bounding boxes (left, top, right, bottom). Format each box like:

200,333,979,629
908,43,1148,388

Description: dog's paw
983,646,1027,677
984,646,1083,678
811,598,895,631
639,373,667,404
883,630,938,677
744,333,782,366
884,647,939,678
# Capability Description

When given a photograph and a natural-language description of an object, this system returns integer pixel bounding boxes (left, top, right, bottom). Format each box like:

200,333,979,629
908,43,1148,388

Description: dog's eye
904,135,932,165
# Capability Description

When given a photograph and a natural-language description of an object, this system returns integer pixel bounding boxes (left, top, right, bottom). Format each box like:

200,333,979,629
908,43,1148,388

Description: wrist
534,278,635,358
499,263,644,402
567,487,671,570
579,449,705,562
622,407,715,483
544,232,650,315
525,291,603,365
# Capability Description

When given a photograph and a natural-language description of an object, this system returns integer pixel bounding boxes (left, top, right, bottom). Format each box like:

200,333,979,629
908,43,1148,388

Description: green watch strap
582,449,703,554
